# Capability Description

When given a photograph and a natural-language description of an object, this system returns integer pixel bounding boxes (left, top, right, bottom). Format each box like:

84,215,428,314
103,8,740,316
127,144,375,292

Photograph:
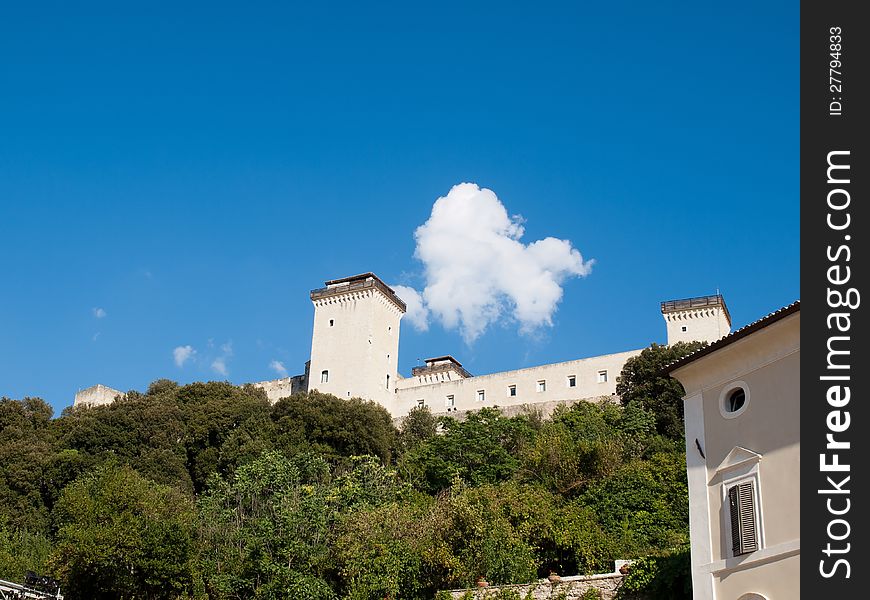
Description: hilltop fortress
75,272,732,417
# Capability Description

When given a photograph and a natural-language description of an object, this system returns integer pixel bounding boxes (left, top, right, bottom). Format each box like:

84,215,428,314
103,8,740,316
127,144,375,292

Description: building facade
667,302,800,600
75,272,733,418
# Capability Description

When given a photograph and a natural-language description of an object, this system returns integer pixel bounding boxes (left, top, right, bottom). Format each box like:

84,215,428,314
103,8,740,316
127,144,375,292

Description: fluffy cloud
392,285,430,332
173,345,195,367
211,357,228,376
93,307,107,319
211,342,233,376
269,360,288,377
404,183,593,342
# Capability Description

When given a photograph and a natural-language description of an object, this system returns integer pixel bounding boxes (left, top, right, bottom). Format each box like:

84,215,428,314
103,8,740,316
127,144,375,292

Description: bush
616,547,691,599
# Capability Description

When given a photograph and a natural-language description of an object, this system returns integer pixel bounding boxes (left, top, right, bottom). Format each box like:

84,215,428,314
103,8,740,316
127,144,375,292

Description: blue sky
0,1,798,415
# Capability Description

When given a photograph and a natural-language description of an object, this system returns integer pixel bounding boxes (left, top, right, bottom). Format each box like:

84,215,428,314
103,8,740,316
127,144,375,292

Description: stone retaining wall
439,573,625,600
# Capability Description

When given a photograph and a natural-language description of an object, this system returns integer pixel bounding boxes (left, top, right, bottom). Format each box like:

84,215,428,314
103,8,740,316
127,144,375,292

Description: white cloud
93,307,107,319
405,182,593,342
173,345,196,367
392,285,430,332
269,360,288,377
210,341,233,377
211,357,228,377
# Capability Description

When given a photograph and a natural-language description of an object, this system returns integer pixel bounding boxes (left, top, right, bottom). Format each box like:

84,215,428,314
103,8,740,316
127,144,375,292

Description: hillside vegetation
0,342,702,600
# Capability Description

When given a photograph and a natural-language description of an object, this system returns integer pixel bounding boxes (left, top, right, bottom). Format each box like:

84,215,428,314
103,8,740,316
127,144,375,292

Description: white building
74,272,733,416
666,302,800,600
252,272,732,418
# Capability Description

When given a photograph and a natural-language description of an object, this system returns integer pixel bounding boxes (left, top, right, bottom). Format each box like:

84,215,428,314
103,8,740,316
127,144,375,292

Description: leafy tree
334,498,452,600
177,381,273,491
0,526,52,583
398,405,438,452
0,398,55,532
0,397,53,432
616,546,691,599
50,463,195,600
196,450,409,600
616,342,706,439
271,391,397,462
581,453,689,556
401,408,535,494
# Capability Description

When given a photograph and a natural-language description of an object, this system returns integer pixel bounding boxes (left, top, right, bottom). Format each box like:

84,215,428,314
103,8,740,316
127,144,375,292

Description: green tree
271,391,397,462
581,453,689,556
0,526,52,583
334,498,454,600
196,450,409,600
398,405,438,452
616,342,706,439
0,397,55,532
178,381,273,491
401,408,535,494
50,463,195,600
519,401,627,497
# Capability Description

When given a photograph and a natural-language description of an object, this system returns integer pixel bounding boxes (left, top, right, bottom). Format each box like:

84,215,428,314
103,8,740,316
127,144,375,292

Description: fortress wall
440,573,626,600
394,349,642,417
73,384,124,408
251,375,307,403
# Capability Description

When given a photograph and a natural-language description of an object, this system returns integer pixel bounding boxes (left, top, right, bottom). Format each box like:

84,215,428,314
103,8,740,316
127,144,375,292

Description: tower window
386,374,391,390
681,325,687,332
446,395,455,410
330,319,334,327
567,375,576,387
477,390,485,402
537,380,546,393
597,370,608,383
508,385,517,397
417,399,425,408
321,370,329,384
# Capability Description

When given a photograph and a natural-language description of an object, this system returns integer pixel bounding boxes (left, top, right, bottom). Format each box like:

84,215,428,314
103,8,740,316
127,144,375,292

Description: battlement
310,272,407,312
661,294,731,345
661,294,731,326
411,355,472,379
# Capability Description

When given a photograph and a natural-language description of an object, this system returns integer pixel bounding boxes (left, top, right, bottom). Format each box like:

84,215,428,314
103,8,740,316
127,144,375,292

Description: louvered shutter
728,482,758,555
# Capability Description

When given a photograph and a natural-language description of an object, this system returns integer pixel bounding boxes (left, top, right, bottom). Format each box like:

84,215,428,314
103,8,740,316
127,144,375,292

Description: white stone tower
307,273,405,408
661,294,731,345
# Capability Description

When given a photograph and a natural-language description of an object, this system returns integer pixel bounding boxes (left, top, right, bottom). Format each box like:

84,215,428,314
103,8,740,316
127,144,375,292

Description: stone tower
661,294,731,345
307,273,406,408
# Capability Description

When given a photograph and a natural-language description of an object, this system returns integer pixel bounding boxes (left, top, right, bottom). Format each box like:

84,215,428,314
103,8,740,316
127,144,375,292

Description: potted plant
548,571,561,583
477,576,489,587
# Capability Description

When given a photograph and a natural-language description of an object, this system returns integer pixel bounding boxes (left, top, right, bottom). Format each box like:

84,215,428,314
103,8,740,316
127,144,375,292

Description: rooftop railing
660,294,730,323
310,277,407,312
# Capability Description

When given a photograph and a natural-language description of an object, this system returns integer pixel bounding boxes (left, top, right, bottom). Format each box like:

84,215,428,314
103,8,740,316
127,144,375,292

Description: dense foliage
0,344,692,599
616,342,707,439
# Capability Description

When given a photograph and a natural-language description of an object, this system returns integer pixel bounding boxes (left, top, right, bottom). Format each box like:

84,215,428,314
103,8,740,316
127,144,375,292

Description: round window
727,389,746,413
719,382,750,419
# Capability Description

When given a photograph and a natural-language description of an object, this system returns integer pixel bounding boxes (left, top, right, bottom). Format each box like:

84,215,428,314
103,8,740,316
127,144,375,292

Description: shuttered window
728,482,758,556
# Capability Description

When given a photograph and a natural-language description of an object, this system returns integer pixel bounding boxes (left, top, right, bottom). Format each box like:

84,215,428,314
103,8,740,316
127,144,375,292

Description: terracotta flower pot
548,572,561,583
477,578,489,587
